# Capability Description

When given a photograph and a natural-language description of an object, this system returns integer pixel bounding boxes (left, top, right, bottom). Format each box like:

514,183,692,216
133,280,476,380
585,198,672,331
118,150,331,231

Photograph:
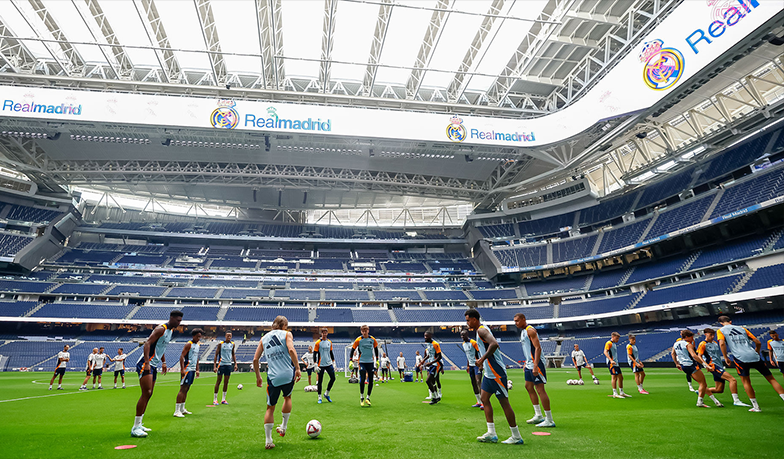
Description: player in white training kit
79,348,98,390
671,330,711,408
213,332,238,405
396,352,406,382
110,348,128,389
717,316,784,412
462,329,483,408
379,352,391,382
465,309,524,445
571,344,598,384
415,351,424,382
131,310,184,438
49,344,70,390
91,347,108,389
174,328,202,417
302,345,316,385
253,316,301,450
515,313,555,428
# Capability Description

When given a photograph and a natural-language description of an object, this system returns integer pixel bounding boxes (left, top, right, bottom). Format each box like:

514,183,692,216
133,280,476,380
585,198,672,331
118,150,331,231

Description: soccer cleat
97,386,103,390
621,393,632,398
696,403,711,408
536,420,556,428
480,404,484,411
748,407,761,412
276,426,286,437
57,387,63,390
324,395,332,403
48,387,52,391
526,415,545,424
140,425,151,432
476,432,498,443
213,401,219,406
501,437,525,445
638,389,649,395
318,398,323,404
221,401,228,405
131,427,148,438
733,400,752,407
610,394,625,399
471,403,482,408
429,398,440,405
360,399,366,407
713,401,724,407
173,412,185,418
265,443,275,450
181,408,192,415
425,394,432,400
365,398,372,406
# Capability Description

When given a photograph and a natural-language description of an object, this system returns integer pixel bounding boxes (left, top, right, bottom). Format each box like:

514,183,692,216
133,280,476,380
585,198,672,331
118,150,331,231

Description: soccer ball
237,384,243,390
506,379,513,390
593,379,600,385
566,379,574,385
578,379,584,385
306,420,322,438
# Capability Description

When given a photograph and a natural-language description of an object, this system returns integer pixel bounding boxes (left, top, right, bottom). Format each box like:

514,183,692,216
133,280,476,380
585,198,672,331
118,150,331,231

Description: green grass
0,368,782,459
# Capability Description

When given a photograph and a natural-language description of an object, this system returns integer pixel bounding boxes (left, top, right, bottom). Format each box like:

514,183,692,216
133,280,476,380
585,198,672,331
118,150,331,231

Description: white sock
637,384,643,390
486,422,496,435
612,389,618,396
697,396,704,405
281,412,290,431
49,385,52,389
214,393,218,402
58,384,61,388
510,425,521,439
222,392,227,401
544,410,553,422
731,393,740,402
474,393,481,403
688,383,694,389
318,395,322,400
779,394,784,402
619,388,626,395
134,416,142,428
114,384,117,388
182,403,187,412
264,423,274,444
533,404,542,416
751,398,759,409
709,395,720,404
325,390,330,396
175,403,182,413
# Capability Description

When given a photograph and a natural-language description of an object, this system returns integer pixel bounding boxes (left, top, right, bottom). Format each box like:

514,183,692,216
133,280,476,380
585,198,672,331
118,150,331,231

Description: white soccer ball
306,419,322,438
237,384,243,390
566,379,574,385
506,379,513,390
593,379,600,385
578,379,584,385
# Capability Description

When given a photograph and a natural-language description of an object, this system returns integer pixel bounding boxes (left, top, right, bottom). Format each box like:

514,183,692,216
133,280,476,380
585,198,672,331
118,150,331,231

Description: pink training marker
531,432,551,436
205,404,216,407
115,445,137,450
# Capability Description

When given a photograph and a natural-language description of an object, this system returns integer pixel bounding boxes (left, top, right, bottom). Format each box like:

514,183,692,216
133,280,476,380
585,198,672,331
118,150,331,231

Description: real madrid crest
639,39,684,91
210,99,239,129
446,116,466,143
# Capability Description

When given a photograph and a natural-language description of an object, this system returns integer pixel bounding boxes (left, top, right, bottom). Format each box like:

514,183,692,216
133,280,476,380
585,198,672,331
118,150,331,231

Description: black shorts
136,360,157,382
92,369,103,376
306,368,313,375
608,364,621,375
114,369,125,376
217,365,232,376
54,368,66,376
359,362,375,378
732,358,772,377
631,365,644,373
468,366,481,378
682,365,697,376
575,364,586,370
710,368,726,382
266,379,295,406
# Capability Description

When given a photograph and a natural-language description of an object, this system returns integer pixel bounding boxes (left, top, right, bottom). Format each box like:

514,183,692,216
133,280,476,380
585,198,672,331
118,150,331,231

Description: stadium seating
32,302,134,320
646,195,714,239
492,244,547,268
517,213,575,238
5,204,63,223
551,235,597,263
477,223,515,239
597,218,651,253
635,169,694,209
689,233,773,270
223,307,308,322
588,269,629,290
524,277,586,296
624,254,692,285
634,274,742,308
0,300,38,317
740,264,784,292
709,167,784,218
578,191,639,227
559,293,641,318
0,233,35,257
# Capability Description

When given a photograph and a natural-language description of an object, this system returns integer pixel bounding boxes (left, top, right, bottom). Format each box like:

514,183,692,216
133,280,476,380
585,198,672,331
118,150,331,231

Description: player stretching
465,309,524,445
313,328,336,404
174,328,202,418
698,328,750,407
110,348,127,389
131,310,183,438
213,332,237,405
351,324,379,406
49,344,70,390
461,330,483,408
79,348,98,390
515,313,555,428
767,330,784,378
672,330,712,408
627,335,648,394
423,331,443,404
717,316,784,411
570,344,598,384
396,352,406,382
675,337,698,392
604,333,630,398
415,351,424,382
253,315,301,450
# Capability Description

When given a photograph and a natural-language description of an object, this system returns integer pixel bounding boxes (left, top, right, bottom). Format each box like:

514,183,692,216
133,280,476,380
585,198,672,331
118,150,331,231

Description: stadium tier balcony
106,285,168,297
208,258,258,269
646,195,714,239
323,290,370,301
477,223,516,239
524,277,586,296
223,306,308,322
578,191,640,227
372,290,420,301
219,289,270,299
192,278,260,288
350,308,391,323
709,167,784,219
634,274,742,309
0,300,38,317
739,264,784,292
517,213,575,239
559,293,641,318
299,259,346,271
53,249,119,265
476,305,554,321
85,274,160,285
4,203,63,223
635,169,695,210
597,218,651,253
165,287,219,299
624,254,692,285
420,290,468,301
0,233,36,257
689,233,774,270
466,289,518,300
132,306,220,321
394,308,468,323
32,302,134,320
698,131,774,183
587,269,628,290
0,279,54,293
274,290,320,301
551,235,597,263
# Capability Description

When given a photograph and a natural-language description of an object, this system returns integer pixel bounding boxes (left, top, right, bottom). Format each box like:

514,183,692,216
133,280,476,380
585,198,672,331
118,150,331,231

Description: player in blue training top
465,309,524,445
174,328,202,418
604,332,631,399
717,316,784,412
254,316,301,450
515,313,555,428
213,331,237,405
313,328,337,404
671,329,712,408
697,327,750,407
766,329,784,376
351,324,379,407
132,309,183,438
461,329,483,408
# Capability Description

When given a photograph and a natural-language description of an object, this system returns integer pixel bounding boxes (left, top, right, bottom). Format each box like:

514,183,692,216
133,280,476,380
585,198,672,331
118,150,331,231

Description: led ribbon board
0,0,781,148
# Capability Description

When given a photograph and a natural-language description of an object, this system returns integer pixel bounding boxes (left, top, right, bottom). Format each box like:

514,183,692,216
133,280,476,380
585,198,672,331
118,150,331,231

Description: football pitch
0,368,782,459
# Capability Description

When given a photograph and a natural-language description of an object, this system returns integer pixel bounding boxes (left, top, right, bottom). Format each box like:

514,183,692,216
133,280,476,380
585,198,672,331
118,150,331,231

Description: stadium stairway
702,189,724,220
628,291,647,309
199,340,221,364
590,233,603,256
216,304,229,320
730,270,755,293
440,351,459,370
646,347,674,363
126,304,142,320
637,214,658,242
23,303,45,317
